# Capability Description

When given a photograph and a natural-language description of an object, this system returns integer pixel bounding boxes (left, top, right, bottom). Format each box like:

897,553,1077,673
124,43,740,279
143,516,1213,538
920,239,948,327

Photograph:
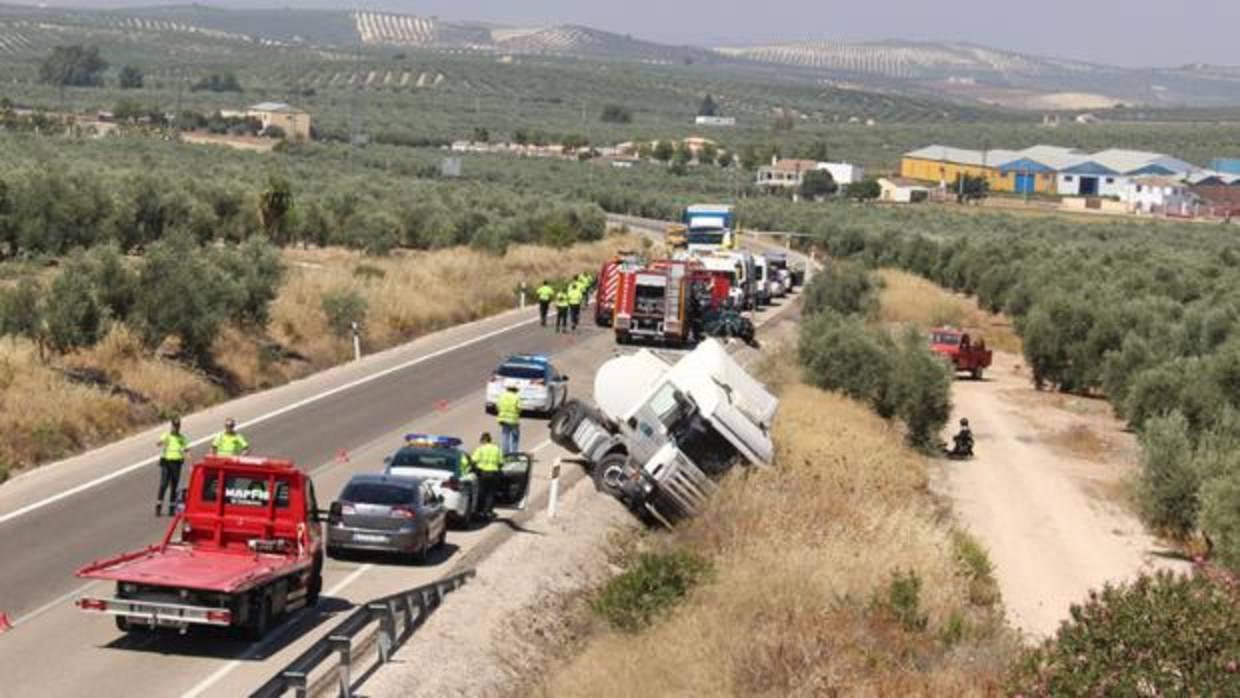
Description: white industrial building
1118,176,1199,215
1056,149,1198,197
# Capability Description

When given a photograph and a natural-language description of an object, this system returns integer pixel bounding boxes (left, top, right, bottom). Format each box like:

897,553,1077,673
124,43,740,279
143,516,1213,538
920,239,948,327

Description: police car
384,435,479,526
485,354,569,416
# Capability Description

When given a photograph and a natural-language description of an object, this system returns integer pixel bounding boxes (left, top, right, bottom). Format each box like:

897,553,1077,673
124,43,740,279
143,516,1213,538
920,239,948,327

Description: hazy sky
59,0,1240,67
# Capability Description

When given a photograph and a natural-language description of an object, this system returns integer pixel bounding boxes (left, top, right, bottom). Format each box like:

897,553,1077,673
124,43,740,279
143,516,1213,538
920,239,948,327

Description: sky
38,1,1240,67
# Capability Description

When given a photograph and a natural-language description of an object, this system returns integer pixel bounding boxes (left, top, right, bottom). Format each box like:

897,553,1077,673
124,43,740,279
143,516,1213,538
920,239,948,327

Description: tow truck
929,327,993,380
75,456,324,639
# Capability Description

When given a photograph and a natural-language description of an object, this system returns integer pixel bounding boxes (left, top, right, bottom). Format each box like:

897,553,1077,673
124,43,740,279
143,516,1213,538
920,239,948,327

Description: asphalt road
0,221,809,697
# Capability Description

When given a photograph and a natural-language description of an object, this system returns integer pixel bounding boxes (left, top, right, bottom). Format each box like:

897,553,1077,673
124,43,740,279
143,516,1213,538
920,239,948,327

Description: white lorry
548,339,778,525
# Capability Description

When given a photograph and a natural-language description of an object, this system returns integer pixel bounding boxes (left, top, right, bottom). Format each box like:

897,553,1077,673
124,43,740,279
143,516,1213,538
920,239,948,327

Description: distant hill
1,4,1238,107
718,40,1240,108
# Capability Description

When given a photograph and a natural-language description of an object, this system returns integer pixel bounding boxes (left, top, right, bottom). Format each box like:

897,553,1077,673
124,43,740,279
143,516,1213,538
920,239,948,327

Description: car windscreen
202,472,290,508
499,363,545,380
341,483,416,506
932,333,961,345
687,231,724,245
390,448,460,473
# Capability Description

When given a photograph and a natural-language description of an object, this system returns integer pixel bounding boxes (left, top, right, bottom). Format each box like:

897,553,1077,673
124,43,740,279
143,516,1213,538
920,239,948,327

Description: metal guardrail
249,569,476,698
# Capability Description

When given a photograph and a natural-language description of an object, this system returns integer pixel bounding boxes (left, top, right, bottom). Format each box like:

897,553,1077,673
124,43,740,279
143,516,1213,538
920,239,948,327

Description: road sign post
547,459,561,518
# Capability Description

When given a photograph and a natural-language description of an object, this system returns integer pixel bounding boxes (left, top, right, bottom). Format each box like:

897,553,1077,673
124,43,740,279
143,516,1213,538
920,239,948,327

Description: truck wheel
246,592,272,641
549,400,586,449
972,367,985,381
592,452,629,499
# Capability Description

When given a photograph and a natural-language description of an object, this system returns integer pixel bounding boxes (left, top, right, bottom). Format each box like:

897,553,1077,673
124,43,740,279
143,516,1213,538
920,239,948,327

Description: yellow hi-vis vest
555,291,570,308
497,391,522,425
536,285,555,302
471,443,504,473
160,432,188,461
567,285,584,306
212,432,249,457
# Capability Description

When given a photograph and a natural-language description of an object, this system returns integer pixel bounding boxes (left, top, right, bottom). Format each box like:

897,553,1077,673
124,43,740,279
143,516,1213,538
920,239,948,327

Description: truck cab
76,457,324,638
683,204,736,255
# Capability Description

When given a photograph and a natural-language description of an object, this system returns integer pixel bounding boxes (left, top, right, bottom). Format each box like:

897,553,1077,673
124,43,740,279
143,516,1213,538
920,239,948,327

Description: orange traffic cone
434,400,449,412
0,612,12,634
335,449,350,465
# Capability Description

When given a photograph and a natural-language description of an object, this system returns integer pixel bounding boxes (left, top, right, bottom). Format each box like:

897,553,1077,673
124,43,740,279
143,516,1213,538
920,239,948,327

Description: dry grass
877,269,1022,354
1046,423,1109,462
543,383,1017,697
0,237,634,476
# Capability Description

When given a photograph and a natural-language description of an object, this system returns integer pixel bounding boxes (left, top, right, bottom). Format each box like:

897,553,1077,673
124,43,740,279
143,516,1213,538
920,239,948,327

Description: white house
756,158,864,190
819,161,865,185
878,177,931,204
695,115,736,127
1120,176,1198,215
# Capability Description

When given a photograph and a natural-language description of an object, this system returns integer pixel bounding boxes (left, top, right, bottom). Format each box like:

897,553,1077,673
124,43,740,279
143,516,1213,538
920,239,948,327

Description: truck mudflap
76,596,234,629
642,450,717,523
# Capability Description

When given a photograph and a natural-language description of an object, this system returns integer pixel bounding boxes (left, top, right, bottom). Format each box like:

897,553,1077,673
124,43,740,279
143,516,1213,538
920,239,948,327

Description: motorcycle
944,432,974,460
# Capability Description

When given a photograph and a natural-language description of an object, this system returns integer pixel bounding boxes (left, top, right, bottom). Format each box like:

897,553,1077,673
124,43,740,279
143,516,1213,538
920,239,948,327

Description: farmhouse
756,158,865,189
878,177,931,204
246,102,311,141
694,115,736,127
1119,176,1198,216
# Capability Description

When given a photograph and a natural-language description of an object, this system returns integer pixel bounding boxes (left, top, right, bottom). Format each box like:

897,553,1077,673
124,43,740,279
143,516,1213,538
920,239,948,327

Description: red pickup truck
75,456,324,639
929,327,993,380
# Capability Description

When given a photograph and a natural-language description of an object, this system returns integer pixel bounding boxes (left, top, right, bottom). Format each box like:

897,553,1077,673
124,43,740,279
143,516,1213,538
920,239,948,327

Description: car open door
494,453,534,508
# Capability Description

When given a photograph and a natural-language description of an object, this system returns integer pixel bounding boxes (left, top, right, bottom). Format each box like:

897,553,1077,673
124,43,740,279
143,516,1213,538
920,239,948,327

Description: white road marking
180,563,375,698
0,316,538,527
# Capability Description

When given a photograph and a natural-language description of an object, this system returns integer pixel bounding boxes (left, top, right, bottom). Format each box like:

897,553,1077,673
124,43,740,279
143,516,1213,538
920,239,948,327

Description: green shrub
353,264,386,281
321,288,367,338
44,268,104,353
802,260,877,318
952,530,1000,608
593,550,711,632
133,232,235,364
872,569,928,632
1137,411,1200,539
798,311,896,417
1199,466,1240,570
1006,570,1240,696
890,326,953,451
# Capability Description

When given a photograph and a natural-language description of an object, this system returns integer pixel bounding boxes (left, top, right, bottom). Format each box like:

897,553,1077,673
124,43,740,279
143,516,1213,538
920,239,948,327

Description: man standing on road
496,384,522,455
211,418,251,457
471,432,504,519
554,288,570,334
155,418,189,517
567,281,584,332
536,279,555,327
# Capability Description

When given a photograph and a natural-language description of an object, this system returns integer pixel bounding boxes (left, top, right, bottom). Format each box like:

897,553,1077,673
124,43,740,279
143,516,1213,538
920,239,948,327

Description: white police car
384,435,478,526
485,354,569,417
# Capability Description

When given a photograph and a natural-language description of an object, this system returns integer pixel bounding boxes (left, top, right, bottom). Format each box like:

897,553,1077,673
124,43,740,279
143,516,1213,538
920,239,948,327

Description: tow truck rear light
342,504,356,516
205,610,232,624
78,598,107,611
442,478,460,492
530,378,545,386
390,507,416,519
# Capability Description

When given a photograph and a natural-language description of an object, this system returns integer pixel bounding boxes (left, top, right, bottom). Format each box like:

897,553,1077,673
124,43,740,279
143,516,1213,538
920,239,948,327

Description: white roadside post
351,321,362,362
547,458,562,518
519,283,527,310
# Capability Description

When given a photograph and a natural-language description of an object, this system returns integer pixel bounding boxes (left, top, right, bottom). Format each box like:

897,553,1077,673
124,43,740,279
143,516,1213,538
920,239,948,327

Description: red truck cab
75,456,324,639
929,327,993,380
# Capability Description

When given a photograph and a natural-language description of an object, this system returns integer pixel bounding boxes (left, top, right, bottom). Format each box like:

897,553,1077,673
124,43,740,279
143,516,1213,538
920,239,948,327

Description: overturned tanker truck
548,338,778,526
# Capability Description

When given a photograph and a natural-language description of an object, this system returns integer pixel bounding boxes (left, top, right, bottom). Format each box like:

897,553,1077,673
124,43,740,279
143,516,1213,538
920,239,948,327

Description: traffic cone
335,449,350,465
0,612,12,634
434,400,449,412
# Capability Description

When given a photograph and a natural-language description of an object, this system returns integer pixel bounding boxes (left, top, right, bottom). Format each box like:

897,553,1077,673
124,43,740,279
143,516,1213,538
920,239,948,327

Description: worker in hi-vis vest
211,418,251,458
155,417,190,517
496,384,522,455
536,280,555,327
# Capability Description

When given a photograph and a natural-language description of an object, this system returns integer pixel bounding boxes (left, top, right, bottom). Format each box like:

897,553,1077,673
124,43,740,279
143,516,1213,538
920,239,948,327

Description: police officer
496,384,522,455
155,418,189,517
211,418,251,457
471,432,504,518
536,279,555,327
554,288,570,334
567,281,584,331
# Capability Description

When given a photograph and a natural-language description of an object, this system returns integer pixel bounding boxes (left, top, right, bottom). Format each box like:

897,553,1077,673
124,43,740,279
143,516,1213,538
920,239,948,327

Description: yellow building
246,102,311,142
902,144,1087,195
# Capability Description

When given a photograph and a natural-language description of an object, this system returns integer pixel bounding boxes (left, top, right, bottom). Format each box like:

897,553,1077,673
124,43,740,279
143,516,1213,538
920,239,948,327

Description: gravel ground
364,473,635,698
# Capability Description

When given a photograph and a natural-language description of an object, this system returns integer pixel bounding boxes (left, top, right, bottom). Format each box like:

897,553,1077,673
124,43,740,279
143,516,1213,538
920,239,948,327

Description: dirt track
934,351,1188,640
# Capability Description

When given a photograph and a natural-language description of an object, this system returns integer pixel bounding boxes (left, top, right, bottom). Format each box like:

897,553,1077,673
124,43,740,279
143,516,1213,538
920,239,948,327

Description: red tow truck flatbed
75,456,325,638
